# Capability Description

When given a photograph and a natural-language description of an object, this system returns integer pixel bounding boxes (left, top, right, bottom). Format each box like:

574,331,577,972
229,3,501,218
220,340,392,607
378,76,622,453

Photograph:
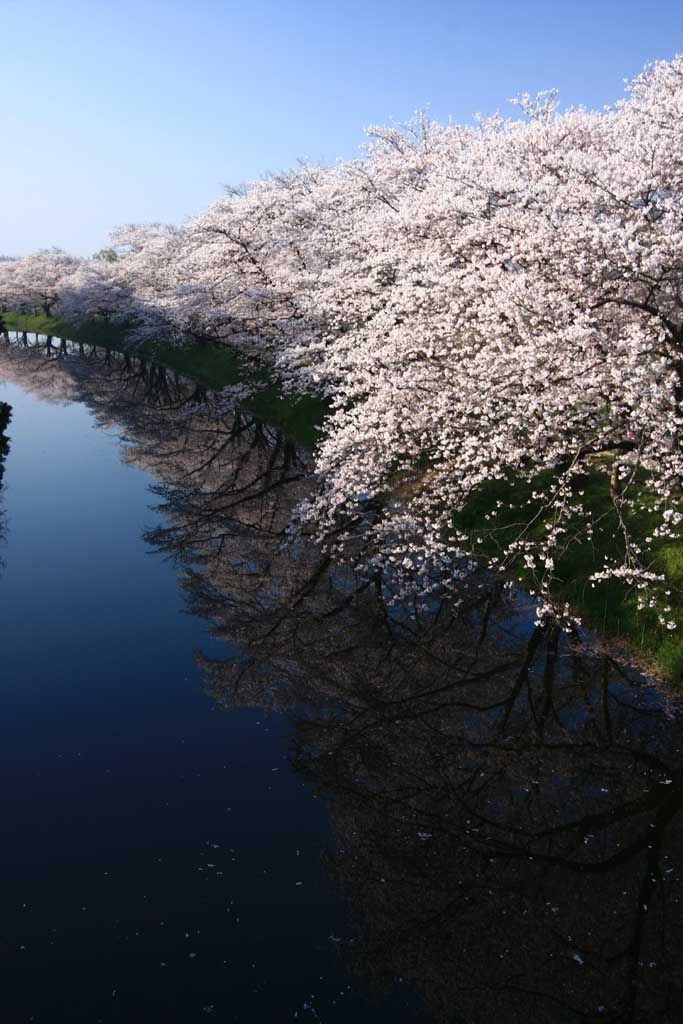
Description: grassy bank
2,312,327,447
3,311,129,349
455,469,683,681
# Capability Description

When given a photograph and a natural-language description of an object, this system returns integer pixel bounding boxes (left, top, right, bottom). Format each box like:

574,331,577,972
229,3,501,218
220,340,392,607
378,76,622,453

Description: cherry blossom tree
103,223,189,341
6,248,82,315
283,56,683,631
56,257,131,324
0,257,20,310
6,54,683,637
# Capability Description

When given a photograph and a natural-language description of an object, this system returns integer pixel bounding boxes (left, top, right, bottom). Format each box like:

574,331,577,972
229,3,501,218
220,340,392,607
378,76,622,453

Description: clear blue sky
2,0,682,256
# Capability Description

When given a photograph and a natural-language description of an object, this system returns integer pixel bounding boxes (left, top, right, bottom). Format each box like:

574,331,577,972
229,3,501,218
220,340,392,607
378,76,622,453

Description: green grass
3,310,129,348
2,312,328,447
454,468,683,680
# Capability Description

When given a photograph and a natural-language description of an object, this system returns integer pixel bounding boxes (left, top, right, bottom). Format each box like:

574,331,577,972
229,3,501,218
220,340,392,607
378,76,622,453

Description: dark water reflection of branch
2,336,683,1022
0,398,11,568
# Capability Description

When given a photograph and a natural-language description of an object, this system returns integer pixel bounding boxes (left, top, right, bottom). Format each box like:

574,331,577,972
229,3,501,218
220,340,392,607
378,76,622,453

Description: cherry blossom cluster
4,56,683,626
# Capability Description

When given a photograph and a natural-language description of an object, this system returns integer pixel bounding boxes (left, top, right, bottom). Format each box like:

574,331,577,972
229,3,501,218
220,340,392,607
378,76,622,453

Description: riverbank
456,468,683,682
2,312,327,447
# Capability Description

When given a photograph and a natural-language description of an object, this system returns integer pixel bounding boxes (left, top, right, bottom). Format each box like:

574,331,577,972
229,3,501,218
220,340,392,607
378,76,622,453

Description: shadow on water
1,332,683,1022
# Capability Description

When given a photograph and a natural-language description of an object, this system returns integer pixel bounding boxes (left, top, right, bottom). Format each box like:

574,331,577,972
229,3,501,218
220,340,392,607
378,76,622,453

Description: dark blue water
0,378,413,1023
3,343,683,1024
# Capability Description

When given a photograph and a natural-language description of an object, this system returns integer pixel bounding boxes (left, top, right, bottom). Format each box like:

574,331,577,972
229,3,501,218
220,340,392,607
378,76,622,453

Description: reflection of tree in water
300,637,683,1024
0,400,9,473
193,573,683,1019
143,407,683,1023
0,399,11,567
0,330,197,413
134,389,683,1022
2,336,683,1022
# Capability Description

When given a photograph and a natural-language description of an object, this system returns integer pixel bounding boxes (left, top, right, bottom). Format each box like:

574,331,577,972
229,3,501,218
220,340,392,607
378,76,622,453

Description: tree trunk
610,460,621,501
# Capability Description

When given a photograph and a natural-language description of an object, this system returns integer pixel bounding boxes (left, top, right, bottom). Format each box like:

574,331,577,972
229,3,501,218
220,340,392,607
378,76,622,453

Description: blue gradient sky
2,0,682,256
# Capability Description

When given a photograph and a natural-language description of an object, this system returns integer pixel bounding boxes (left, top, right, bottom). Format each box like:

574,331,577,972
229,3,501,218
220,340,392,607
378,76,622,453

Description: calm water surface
1,338,683,1023
0,369,413,1023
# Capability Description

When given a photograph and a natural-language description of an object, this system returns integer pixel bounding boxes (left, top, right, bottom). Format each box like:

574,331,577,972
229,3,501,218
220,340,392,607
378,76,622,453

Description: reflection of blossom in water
3,337,683,1022
142,408,683,1023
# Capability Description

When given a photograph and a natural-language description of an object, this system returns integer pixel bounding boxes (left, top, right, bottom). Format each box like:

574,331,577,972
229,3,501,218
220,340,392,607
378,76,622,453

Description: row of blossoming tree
3,56,683,643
